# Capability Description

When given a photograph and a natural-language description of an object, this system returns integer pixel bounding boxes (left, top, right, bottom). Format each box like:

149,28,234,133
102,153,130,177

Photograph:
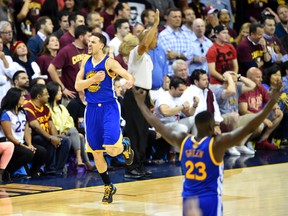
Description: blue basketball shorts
183,195,223,216
85,101,122,152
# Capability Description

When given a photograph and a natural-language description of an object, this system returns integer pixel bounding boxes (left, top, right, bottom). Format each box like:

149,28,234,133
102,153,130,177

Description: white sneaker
226,147,241,156
246,141,255,151
235,145,255,155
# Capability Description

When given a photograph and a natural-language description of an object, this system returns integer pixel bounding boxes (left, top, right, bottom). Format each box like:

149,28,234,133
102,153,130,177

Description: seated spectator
180,69,223,135
263,64,288,145
154,76,198,132
239,67,283,150
0,88,48,180
172,59,189,85
0,141,14,184
262,14,288,63
23,84,71,175
12,41,45,80
36,35,60,83
66,91,86,135
214,71,256,155
46,82,94,170
12,70,30,100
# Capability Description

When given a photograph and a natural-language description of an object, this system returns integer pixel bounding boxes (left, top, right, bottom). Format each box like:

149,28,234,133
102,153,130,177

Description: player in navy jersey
133,80,282,216
75,32,134,204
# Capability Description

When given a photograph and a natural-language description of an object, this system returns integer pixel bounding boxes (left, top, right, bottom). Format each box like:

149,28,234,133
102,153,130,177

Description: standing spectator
181,7,196,37
275,5,288,39
59,12,85,49
48,25,91,101
61,0,81,13
13,0,42,43
53,10,70,40
0,88,48,179
141,9,155,28
189,18,213,75
105,2,131,40
0,35,16,103
0,21,13,57
234,22,250,46
217,9,237,42
26,16,54,61
101,0,118,31
86,11,111,45
36,35,59,83
80,0,103,18
123,10,160,178
146,0,175,21
157,8,193,76
0,0,14,24
12,41,43,80
40,0,60,30
188,0,206,20
23,84,71,175
237,23,272,76
108,19,130,56
115,34,139,70
206,24,238,91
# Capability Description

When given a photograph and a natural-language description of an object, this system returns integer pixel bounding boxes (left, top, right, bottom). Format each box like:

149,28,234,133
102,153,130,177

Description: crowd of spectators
1,0,288,181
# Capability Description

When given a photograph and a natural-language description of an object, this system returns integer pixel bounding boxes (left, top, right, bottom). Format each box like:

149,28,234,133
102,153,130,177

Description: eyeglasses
200,43,204,53
1,31,12,35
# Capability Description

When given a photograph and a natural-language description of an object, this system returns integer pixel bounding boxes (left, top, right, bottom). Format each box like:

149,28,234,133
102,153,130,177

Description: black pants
6,144,47,175
32,135,71,173
123,89,150,172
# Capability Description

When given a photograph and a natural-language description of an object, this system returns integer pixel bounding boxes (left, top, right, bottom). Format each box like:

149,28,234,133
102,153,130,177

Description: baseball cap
214,24,228,34
205,6,219,15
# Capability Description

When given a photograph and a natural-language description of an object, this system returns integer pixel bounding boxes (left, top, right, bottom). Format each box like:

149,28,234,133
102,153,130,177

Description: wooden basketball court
1,162,287,216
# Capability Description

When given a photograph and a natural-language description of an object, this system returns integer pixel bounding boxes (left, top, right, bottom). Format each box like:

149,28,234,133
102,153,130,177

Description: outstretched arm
213,80,282,162
134,88,187,148
138,9,160,56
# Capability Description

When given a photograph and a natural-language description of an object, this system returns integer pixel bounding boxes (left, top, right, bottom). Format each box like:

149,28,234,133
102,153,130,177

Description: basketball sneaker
122,137,134,166
102,183,117,204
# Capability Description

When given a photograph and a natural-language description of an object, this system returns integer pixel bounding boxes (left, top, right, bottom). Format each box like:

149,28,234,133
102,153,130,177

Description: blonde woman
234,22,251,46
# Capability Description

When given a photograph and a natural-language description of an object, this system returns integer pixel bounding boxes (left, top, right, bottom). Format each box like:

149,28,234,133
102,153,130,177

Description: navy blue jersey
180,135,224,198
84,55,117,103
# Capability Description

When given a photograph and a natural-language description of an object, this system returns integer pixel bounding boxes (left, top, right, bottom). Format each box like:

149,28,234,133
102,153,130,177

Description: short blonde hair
119,34,139,56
